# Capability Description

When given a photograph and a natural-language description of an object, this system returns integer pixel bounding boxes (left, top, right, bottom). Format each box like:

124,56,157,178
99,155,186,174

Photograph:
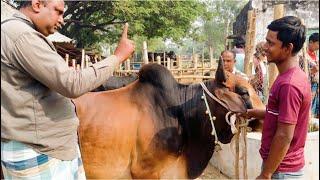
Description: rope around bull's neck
201,88,219,144
199,82,230,111
200,82,249,179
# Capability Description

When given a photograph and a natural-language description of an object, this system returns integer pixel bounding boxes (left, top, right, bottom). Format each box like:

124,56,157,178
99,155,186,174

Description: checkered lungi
1,140,86,180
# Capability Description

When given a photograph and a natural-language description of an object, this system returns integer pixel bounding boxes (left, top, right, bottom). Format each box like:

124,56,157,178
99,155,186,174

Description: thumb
121,23,128,39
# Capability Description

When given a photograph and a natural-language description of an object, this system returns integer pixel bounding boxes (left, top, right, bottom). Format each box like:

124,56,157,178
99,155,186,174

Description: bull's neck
178,81,216,179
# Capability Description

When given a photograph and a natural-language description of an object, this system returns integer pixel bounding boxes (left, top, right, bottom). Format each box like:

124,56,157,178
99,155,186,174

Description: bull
73,57,265,179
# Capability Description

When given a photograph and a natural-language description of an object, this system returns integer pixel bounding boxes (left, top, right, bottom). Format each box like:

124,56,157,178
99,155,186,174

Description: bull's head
208,58,265,143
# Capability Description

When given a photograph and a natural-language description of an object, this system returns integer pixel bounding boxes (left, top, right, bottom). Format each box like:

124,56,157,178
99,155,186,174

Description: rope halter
199,82,245,152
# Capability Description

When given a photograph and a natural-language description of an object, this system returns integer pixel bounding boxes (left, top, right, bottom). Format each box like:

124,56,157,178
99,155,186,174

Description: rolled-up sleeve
12,32,120,98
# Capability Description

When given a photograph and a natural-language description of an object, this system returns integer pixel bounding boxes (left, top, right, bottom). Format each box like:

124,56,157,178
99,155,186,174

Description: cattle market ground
198,163,230,179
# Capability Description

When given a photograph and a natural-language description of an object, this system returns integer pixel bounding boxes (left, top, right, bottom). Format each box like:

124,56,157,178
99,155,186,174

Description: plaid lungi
1,140,86,180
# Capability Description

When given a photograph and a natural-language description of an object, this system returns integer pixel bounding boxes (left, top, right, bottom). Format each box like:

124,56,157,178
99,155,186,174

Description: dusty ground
197,163,230,179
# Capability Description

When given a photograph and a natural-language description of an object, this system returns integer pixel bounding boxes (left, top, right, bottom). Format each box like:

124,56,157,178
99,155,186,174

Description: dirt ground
197,163,230,180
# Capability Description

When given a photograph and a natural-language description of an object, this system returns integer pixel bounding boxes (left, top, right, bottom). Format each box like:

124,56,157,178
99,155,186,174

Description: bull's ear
214,88,246,113
215,56,227,84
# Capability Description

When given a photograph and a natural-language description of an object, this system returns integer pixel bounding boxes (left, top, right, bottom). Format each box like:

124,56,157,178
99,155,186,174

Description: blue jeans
271,170,304,179
261,164,304,179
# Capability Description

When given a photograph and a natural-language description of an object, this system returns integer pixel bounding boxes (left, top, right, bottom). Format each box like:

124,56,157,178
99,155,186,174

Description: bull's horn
215,56,227,84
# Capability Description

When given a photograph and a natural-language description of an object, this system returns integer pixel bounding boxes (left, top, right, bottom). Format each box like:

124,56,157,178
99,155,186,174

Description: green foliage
187,0,247,57
59,0,205,48
12,0,247,57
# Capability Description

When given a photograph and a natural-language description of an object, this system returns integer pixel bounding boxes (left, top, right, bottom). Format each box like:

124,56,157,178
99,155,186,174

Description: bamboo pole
163,52,166,66
301,19,309,76
125,59,131,70
81,49,85,70
235,122,240,179
142,41,148,64
156,56,161,65
85,55,89,68
201,46,205,75
268,4,284,89
193,54,198,69
209,46,214,68
151,53,155,63
244,9,257,76
65,54,69,66
94,55,98,64
225,19,230,50
72,59,76,69
177,55,182,78
177,55,182,69
167,57,171,70
241,118,248,179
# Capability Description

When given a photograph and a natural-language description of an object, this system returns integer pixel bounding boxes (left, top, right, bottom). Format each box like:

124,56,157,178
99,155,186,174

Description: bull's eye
235,86,253,109
235,86,249,96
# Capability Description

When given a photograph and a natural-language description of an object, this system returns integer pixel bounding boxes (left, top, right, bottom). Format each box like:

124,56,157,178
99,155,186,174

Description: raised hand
114,23,135,63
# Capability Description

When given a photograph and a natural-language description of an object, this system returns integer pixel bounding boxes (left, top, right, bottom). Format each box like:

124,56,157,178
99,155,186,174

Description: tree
60,1,206,48
187,0,248,57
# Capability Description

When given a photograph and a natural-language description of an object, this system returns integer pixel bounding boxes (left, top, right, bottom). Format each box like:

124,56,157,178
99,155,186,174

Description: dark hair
235,36,245,48
267,16,306,55
221,50,236,60
15,1,32,9
309,33,319,43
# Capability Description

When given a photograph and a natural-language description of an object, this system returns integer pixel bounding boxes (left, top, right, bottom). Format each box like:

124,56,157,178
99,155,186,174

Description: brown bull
73,58,265,179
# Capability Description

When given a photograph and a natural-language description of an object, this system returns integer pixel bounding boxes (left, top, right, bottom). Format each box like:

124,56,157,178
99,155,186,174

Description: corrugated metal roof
1,0,73,43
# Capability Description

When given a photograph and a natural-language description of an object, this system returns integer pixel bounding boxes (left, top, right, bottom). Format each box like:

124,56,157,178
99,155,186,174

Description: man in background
307,33,319,118
232,36,246,73
221,50,249,80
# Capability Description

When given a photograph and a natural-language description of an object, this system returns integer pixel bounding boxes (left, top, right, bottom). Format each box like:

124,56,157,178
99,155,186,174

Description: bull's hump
138,63,178,90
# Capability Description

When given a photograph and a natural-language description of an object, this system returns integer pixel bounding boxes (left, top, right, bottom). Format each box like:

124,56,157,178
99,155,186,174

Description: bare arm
246,108,266,120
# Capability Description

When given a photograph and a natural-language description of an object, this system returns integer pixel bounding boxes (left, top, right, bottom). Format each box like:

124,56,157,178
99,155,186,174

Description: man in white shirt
221,50,249,81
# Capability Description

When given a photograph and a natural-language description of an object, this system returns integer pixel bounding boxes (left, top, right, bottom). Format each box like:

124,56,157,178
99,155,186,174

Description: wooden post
94,55,98,64
125,59,131,70
209,46,214,68
65,54,69,66
193,54,198,69
156,56,161,65
81,49,85,70
171,58,174,68
177,55,182,69
202,46,205,65
235,122,240,179
167,57,171,70
163,52,166,66
142,41,148,64
151,53,155,63
268,4,284,89
224,19,230,50
301,19,309,76
244,9,257,76
72,59,76,69
85,55,89,68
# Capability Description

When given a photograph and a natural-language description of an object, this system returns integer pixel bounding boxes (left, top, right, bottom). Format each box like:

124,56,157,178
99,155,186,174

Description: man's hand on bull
238,108,266,120
114,23,135,63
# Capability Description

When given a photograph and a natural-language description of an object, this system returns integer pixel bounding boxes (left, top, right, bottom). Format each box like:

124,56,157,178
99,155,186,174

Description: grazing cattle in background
73,58,264,179
91,73,138,92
